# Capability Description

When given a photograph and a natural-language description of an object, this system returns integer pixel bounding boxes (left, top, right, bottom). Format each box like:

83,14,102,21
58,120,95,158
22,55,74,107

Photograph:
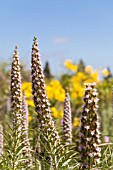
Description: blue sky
0,0,113,74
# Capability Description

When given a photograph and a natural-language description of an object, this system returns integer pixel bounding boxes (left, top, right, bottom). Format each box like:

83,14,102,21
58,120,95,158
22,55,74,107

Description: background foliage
0,58,113,169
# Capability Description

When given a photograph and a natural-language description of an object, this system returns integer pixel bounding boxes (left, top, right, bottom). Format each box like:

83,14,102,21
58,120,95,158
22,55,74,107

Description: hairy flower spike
31,37,60,148
21,94,32,168
79,83,101,169
10,46,22,137
63,92,72,144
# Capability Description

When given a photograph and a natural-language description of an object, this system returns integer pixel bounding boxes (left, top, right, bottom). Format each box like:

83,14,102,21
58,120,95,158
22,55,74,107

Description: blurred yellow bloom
73,117,80,127
71,92,78,99
77,72,86,79
22,82,34,107
70,74,85,99
46,80,65,102
78,88,84,97
64,60,78,71
91,72,99,82
26,100,34,107
51,107,63,118
71,76,80,83
28,115,33,121
85,65,93,74
22,82,32,97
70,68,99,100
102,69,110,77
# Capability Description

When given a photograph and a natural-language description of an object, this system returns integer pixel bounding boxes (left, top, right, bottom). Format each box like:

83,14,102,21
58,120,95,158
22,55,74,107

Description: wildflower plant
10,46,23,138
1,48,26,169
63,92,72,145
31,37,60,152
79,82,101,169
2,37,113,170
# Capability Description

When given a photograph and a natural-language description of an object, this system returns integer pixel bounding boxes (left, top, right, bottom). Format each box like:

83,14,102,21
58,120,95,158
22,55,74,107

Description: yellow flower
91,72,99,82
77,72,86,79
28,115,33,121
46,80,65,102
64,60,78,71
85,65,93,74
26,100,34,107
22,82,32,96
102,69,110,77
22,82,34,107
78,88,84,98
51,107,63,118
73,117,80,127
70,74,85,99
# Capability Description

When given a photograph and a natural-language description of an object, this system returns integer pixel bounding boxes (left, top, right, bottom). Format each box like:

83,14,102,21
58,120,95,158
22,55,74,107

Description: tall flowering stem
0,121,3,157
10,46,22,137
21,94,32,168
31,37,60,149
63,92,72,145
79,82,101,169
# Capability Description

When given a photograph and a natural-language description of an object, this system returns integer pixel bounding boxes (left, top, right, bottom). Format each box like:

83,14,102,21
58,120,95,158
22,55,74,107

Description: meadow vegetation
0,37,113,169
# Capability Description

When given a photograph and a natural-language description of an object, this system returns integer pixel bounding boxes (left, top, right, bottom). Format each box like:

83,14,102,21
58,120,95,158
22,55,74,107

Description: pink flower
94,98,99,103
84,125,90,130
104,136,109,143
85,108,89,112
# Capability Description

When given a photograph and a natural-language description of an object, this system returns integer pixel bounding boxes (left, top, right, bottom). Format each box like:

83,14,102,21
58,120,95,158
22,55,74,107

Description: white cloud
53,37,70,44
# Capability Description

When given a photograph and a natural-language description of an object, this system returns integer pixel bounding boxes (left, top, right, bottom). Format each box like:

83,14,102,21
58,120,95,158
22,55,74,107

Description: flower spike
79,82,101,169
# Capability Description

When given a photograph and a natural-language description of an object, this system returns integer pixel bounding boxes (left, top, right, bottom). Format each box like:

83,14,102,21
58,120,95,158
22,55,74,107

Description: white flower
93,107,97,111
94,98,99,103
96,147,101,152
88,99,92,103
91,131,95,135
96,129,101,135
93,143,97,147
93,152,97,156
96,121,100,128
85,86,92,91
85,94,90,98
88,152,93,157
84,125,90,130
82,116,87,119
97,139,101,143
91,82,96,86
85,108,89,112
86,137,91,141
92,91,98,96
42,104,46,108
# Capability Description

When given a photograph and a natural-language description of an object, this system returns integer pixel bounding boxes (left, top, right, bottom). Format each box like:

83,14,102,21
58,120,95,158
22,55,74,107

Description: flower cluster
85,65,93,74
64,60,78,72
73,117,80,127
10,46,22,137
51,107,63,119
22,82,34,107
70,71,99,100
31,37,60,148
79,82,101,169
63,92,72,144
102,69,110,77
46,79,65,102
